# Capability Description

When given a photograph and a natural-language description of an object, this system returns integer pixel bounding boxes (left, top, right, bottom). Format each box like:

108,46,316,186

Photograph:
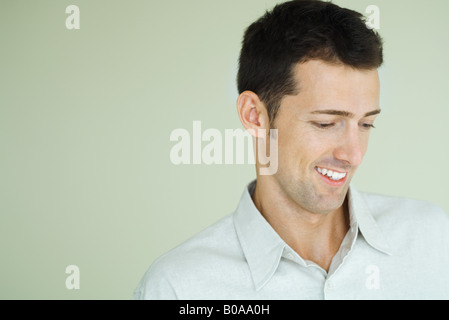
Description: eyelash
312,122,376,130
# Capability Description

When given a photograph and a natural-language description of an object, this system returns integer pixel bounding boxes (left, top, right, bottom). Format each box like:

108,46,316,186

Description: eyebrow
310,109,381,118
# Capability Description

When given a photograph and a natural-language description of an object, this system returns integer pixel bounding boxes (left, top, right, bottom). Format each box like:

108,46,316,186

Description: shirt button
286,253,294,260
325,281,334,290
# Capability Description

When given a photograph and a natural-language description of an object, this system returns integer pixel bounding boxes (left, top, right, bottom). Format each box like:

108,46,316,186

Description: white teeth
331,172,341,180
316,167,347,181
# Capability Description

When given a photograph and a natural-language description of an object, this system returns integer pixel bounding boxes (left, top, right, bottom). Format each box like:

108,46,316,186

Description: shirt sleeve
133,264,178,300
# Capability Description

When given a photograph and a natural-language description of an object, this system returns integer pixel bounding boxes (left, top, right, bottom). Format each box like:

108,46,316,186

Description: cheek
362,133,371,152
277,127,331,169
304,136,336,167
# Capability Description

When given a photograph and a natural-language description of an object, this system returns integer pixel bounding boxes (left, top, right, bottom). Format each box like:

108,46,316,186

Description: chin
312,197,346,215
298,183,349,215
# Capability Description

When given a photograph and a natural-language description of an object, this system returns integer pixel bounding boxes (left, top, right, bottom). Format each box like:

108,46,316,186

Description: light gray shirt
134,180,449,299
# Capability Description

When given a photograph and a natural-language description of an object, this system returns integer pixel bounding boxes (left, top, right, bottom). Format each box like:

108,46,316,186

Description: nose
333,125,365,167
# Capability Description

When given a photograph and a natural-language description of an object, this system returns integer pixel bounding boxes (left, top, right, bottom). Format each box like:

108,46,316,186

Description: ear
236,91,270,137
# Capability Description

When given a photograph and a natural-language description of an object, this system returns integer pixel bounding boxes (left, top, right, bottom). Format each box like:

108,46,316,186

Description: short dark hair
237,0,383,124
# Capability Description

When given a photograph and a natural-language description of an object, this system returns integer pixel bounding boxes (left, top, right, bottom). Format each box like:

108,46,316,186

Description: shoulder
357,190,449,248
359,190,449,224
134,214,244,299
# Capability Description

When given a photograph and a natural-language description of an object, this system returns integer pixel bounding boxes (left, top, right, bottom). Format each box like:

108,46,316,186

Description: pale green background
1,0,448,299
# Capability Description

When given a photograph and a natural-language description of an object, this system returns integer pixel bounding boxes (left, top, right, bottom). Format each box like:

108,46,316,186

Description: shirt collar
233,180,392,291
347,186,392,256
233,180,285,290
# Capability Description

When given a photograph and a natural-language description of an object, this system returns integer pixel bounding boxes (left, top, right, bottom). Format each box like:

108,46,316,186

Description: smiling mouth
314,166,348,186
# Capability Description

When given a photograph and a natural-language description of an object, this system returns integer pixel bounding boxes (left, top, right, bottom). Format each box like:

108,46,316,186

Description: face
270,60,380,215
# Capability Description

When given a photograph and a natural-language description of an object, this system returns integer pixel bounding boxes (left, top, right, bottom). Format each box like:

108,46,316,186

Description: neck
252,178,350,272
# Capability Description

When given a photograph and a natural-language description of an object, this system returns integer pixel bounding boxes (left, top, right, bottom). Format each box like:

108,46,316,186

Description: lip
315,167,347,187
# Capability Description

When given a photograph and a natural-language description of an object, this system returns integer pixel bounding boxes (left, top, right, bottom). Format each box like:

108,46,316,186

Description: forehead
283,60,380,115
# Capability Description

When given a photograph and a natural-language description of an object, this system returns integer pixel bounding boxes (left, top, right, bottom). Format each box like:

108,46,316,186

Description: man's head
237,0,383,125
236,0,383,215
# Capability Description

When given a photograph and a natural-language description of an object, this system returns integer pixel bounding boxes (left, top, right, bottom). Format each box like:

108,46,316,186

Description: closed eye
311,122,335,129
360,123,376,129
310,121,376,130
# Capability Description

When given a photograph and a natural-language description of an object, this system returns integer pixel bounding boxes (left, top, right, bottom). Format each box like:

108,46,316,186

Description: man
134,0,449,299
